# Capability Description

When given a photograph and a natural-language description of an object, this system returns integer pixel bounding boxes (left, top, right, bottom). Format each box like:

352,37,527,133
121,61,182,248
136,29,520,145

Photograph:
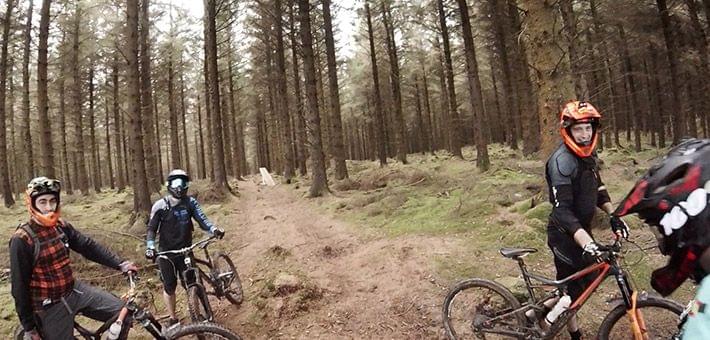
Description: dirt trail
213,180,459,339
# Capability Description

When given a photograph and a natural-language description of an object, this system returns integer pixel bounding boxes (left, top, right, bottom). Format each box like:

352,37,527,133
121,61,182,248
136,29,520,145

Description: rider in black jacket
144,169,224,327
545,101,630,340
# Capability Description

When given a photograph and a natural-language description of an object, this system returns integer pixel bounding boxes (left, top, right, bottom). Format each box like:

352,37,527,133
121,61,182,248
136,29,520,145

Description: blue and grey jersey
146,196,216,251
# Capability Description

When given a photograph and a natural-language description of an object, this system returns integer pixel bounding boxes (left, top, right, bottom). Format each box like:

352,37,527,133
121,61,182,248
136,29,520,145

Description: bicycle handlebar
154,235,218,260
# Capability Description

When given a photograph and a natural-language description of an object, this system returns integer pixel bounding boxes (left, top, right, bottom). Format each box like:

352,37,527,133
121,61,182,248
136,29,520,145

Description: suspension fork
614,269,648,340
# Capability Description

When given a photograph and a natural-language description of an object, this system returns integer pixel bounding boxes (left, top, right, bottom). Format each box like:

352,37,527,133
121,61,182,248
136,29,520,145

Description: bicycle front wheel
442,278,526,340
212,252,243,305
597,295,683,340
188,284,214,322
165,322,241,340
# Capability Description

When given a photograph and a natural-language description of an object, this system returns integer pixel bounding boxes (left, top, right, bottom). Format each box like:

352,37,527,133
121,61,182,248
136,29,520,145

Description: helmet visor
169,178,188,189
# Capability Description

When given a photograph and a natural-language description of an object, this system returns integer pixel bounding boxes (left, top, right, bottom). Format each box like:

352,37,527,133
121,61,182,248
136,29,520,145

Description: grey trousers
36,280,124,340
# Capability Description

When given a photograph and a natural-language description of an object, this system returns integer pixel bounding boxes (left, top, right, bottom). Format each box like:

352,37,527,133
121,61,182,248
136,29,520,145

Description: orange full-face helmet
559,101,602,158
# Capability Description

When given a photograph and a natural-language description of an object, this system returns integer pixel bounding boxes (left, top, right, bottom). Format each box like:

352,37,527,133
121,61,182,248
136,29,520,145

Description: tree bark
298,0,328,196
21,0,34,181
519,0,576,158
365,1,387,166
559,0,586,98
104,78,114,189
488,0,518,149
381,0,408,164
88,66,101,192
204,0,227,187
179,68,191,176
0,0,16,207
457,0,489,169
126,0,151,213
197,94,207,179
323,0,349,177
436,0,463,158
112,53,125,191
617,25,642,151
656,0,687,143
37,0,55,177
139,0,160,190
288,1,307,176
167,47,181,169
275,0,295,181
70,4,89,194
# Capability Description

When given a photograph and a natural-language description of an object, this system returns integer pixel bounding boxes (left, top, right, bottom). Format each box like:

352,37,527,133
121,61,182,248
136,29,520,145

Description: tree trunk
139,0,160,190
686,0,709,138
167,49,181,169
519,0,576,158
180,69,191,176
488,0,518,149
656,0,686,143
289,0,307,176
37,0,55,177
381,0,408,164
457,0,490,170
436,0,463,158
88,66,101,192
298,0,328,197
126,0,151,213
508,1,538,154
204,0,227,187
420,64,435,153
21,0,34,182
559,0,586,98
70,5,89,194
323,0,349,178
365,1,387,167
0,0,16,206
112,54,125,191
617,25,642,151
274,0,295,182
197,94,207,179
104,78,114,189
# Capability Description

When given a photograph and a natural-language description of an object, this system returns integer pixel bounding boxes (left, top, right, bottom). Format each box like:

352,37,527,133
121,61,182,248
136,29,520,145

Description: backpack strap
15,222,69,265
16,223,40,265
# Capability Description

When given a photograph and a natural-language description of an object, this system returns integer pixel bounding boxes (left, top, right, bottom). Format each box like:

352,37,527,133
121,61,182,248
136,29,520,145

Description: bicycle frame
73,274,167,340
507,242,648,340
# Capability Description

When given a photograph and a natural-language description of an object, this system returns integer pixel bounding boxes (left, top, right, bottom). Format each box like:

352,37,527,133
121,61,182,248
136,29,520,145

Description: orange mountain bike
442,237,684,339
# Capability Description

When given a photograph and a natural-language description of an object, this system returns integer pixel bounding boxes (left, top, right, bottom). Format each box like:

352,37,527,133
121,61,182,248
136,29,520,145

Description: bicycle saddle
499,247,538,258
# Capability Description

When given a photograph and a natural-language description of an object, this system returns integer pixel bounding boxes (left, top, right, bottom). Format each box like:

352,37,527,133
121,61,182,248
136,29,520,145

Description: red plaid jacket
15,223,74,310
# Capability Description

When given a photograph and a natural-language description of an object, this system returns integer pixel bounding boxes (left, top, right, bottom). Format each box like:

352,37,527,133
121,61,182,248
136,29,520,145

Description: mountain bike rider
9,177,138,340
545,101,630,340
144,169,225,327
614,138,710,338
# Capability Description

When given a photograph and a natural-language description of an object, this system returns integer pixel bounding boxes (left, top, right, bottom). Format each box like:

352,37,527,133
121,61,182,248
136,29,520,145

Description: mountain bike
442,236,684,339
156,236,243,323
13,272,241,339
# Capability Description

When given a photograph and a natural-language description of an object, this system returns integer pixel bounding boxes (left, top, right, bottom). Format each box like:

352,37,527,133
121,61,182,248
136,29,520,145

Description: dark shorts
158,254,187,295
35,280,125,340
547,228,595,301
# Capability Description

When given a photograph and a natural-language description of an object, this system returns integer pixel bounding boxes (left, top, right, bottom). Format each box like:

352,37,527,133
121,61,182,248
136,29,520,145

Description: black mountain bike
156,236,243,323
13,272,241,339
442,237,684,339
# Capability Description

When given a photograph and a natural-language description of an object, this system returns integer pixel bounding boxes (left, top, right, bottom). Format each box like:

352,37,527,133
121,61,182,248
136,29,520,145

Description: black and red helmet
614,139,710,295
559,101,601,158
614,138,710,252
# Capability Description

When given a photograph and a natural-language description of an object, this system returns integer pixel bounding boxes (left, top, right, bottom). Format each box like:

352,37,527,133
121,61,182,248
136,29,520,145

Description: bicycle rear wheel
165,322,241,340
442,278,526,340
212,252,243,305
597,295,683,340
188,284,214,322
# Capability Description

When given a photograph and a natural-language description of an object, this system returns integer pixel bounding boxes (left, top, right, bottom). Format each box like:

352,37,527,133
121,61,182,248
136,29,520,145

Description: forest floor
0,144,696,339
